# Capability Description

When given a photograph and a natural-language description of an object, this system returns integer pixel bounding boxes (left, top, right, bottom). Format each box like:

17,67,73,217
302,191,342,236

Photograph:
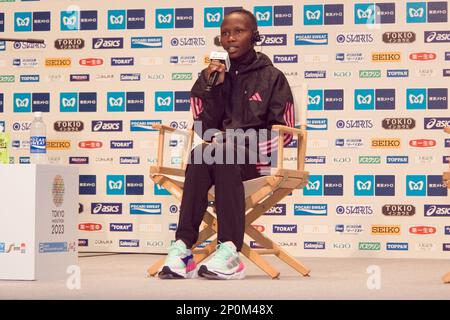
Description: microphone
205,51,230,92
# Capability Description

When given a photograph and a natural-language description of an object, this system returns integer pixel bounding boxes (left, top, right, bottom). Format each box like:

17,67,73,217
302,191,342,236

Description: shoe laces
213,242,235,261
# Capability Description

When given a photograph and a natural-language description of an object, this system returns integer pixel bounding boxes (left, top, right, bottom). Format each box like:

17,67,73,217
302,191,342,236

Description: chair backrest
290,83,309,127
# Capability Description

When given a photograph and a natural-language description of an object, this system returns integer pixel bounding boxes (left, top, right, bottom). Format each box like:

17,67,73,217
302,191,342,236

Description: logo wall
1,1,449,259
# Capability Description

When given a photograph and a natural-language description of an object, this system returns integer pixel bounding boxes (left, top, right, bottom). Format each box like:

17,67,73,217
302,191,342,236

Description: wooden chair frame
147,123,310,279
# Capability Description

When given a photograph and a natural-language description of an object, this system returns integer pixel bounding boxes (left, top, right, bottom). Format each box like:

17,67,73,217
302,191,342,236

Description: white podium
0,165,78,280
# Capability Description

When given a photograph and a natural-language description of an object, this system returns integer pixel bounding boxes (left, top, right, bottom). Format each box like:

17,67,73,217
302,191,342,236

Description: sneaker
158,240,197,279
198,241,245,280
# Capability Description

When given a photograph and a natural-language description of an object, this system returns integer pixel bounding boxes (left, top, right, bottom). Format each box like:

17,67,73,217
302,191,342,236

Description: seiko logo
45,58,71,67
371,225,401,235
382,204,415,216
382,118,415,130
55,38,85,50
372,52,401,62
371,138,401,148
54,121,84,132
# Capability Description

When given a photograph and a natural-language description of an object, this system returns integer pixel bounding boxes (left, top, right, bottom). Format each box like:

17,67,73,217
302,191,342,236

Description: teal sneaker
158,240,197,279
198,241,245,280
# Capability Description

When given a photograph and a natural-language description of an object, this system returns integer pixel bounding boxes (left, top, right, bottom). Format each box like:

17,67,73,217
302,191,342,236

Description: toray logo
304,175,343,196
155,91,190,112
254,6,293,26
407,2,448,23
108,9,145,29
14,11,51,32
354,3,396,24
354,175,395,196
13,93,50,113
107,92,145,112
60,10,98,31
406,175,448,196
354,89,396,110
304,4,344,25
406,88,448,109
204,7,242,28
60,92,97,112
155,8,194,28
307,89,344,110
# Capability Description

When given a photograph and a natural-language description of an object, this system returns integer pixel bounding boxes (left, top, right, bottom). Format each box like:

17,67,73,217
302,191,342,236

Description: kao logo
354,89,396,110
406,88,448,110
254,5,293,26
304,4,344,25
60,10,97,31
155,91,190,112
155,8,193,29
15,11,51,32
407,175,448,197
60,92,97,112
107,92,145,112
307,89,344,111
407,2,448,23
354,3,396,25
13,93,50,113
108,9,145,30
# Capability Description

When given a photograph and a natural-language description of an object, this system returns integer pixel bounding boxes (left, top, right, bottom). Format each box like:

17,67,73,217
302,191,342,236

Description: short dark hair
223,8,258,32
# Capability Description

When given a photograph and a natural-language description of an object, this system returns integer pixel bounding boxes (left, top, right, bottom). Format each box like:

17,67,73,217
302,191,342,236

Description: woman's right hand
205,59,226,86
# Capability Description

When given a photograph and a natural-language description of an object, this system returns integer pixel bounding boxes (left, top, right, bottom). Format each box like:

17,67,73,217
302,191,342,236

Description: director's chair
443,126,450,284
147,84,310,279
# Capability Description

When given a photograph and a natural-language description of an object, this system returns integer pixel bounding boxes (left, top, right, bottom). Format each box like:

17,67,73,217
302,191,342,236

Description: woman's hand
205,59,226,86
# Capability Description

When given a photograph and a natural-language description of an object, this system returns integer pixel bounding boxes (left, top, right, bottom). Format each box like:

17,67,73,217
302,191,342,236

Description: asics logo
62,98,76,107
157,97,171,106
357,181,371,190
109,97,124,107
63,16,77,26
306,180,321,190
409,94,424,104
409,8,424,18
109,180,123,190
206,13,221,22
409,181,424,190
158,14,172,24
15,98,30,108
357,94,372,104
357,8,373,19
110,15,124,25
256,11,271,21
16,17,30,27
309,95,321,105
306,10,321,20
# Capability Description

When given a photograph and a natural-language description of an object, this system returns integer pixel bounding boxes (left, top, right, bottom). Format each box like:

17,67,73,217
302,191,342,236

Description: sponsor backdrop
0,0,449,258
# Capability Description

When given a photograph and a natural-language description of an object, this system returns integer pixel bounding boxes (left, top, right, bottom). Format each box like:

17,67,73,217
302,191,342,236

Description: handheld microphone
206,51,230,92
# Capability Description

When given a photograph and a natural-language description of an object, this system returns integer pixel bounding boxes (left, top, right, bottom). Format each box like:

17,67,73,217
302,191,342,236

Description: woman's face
220,13,254,60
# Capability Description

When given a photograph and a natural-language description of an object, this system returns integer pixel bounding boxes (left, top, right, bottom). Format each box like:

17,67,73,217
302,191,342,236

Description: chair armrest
151,123,193,136
271,125,305,136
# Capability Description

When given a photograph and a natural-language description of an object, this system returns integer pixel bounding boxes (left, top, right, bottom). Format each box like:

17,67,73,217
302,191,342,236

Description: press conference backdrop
0,0,449,258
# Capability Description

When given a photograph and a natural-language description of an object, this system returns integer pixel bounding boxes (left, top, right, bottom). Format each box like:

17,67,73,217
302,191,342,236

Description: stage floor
1,253,449,300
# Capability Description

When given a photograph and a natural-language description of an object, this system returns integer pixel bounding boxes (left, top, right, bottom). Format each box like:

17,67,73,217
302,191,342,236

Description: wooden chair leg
147,257,166,277
246,225,310,276
241,243,280,279
443,272,450,283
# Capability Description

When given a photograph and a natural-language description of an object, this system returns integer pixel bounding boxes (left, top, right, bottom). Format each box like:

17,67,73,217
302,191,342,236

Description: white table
0,165,78,280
